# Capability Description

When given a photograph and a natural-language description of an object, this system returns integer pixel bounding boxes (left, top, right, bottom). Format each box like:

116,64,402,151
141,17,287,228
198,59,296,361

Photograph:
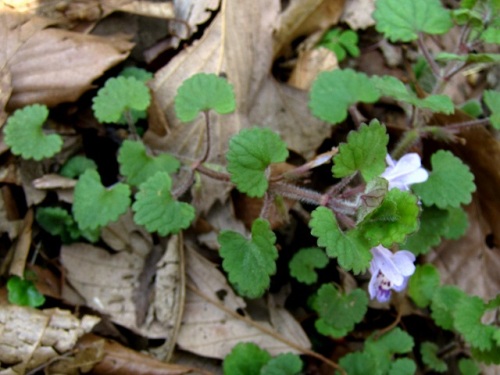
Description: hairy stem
417,33,441,79
443,117,490,130
201,110,211,164
391,129,420,159
269,182,325,206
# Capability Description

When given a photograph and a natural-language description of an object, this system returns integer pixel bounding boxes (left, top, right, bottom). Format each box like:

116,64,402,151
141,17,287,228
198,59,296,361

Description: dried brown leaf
8,208,33,277
101,209,152,254
0,305,99,375
340,0,376,29
288,47,338,90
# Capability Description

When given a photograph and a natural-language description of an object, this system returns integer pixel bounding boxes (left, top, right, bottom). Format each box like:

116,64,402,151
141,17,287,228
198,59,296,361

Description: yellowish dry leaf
288,47,338,90
340,0,376,29
8,209,33,277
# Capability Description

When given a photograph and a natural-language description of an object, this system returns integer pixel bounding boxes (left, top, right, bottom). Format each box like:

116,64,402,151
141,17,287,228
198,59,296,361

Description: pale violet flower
368,245,416,303
380,153,428,191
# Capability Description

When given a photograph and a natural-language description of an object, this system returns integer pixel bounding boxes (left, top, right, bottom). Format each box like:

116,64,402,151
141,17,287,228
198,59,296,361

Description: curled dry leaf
101,209,152,254
8,209,33,277
177,246,311,359
0,305,99,375
340,0,376,30
1,11,133,109
61,235,184,360
172,0,220,41
288,47,338,90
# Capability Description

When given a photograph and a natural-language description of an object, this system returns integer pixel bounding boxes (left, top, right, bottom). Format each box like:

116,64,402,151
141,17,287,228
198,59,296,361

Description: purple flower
368,245,416,303
380,153,428,191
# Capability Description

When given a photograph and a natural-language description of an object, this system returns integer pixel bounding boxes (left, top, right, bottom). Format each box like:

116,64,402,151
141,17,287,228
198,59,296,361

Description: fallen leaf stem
188,283,346,374
195,164,231,182
440,117,490,130
200,110,211,164
417,34,442,79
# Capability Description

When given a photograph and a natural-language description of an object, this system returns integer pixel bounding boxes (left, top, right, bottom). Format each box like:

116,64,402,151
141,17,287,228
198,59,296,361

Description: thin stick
188,284,346,374
417,33,441,79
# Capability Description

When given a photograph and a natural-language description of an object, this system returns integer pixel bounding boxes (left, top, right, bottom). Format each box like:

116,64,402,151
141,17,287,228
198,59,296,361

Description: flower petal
396,168,429,187
392,275,410,292
392,250,416,276
368,272,378,299
371,246,404,286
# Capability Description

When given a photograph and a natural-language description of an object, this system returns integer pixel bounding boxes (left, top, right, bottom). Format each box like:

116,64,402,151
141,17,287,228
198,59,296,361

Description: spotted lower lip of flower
380,153,429,191
368,245,416,303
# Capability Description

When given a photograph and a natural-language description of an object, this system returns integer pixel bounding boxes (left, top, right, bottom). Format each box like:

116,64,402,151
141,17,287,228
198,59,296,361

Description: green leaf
421,342,448,373
459,358,480,375
436,52,500,63
37,206,100,243
92,76,151,124
310,207,372,274
484,90,500,129
471,344,500,365
482,26,500,44
400,205,449,255
132,172,195,236
320,29,360,61
412,151,476,209
408,264,441,308
357,177,389,224
313,284,368,338
7,276,45,307
373,0,453,42
260,353,303,375
60,155,98,178
227,127,288,198
371,75,455,114
388,358,416,375
460,99,483,118
442,206,469,239
119,66,153,82
309,69,380,125
365,328,414,374
359,189,419,247
223,343,271,375
73,169,131,230
332,120,389,181
430,285,467,330
219,219,278,299
338,352,377,375
118,140,180,186
3,104,63,160
289,247,328,285
175,73,236,122
454,295,496,350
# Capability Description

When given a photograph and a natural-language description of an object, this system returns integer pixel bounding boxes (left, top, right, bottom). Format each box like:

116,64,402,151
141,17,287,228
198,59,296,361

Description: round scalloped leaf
4,104,63,160
412,151,476,209
174,73,236,122
132,172,195,236
458,358,480,375
359,189,419,247
430,285,467,330
227,127,289,197
339,352,377,375
373,0,453,42
60,155,97,178
92,76,151,124
310,207,372,274
218,219,278,299
388,359,416,375
73,169,131,230
333,120,389,181
119,67,153,82
260,353,303,375
289,247,329,285
421,342,448,373
309,69,380,125
408,264,440,308
223,343,271,374
118,140,180,186
484,90,500,129
7,276,45,307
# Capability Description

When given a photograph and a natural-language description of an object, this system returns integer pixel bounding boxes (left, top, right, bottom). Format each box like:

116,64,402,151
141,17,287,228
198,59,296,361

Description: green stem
391,129,420,159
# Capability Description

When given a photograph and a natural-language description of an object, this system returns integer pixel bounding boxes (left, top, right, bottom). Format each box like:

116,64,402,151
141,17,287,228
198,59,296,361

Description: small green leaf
471,344,500,365
310,207,372,274
421,342,448,373
223,343,271,375
357,177,389,224
400,205,449,255
132,172,195,236
359,189,419,247
373,0,453,42
289,247,329,285
442,206,469,239
313,284,368,338
7,276,45,307
4,104,63,160
482,26,500,44
119,67,153,82
459,358,480,375
430,285,467,330
73,170,131,230
332,120,389,181
309,69,380,125
436,52,500,63
92,76,151,124
60,155,98,178
227,127,288,198
454,295,496,351
372,75,454,114
388,358,417,375
412,151,476,209
320,29,360,61
175,73,236,122
118,140,180,186
365,328,414,374
219,219,278,299
484,90,500,129
408,264,441,308
460,99,483,118
260,353,303,375
339,352,377,375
